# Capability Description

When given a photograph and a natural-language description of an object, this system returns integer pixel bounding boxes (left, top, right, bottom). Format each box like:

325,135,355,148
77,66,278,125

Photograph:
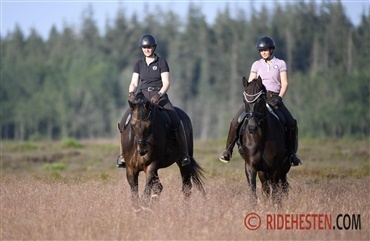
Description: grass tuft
62,138,83,148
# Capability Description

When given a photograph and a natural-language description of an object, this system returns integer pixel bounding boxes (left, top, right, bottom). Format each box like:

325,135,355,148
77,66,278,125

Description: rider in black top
117,34,191,168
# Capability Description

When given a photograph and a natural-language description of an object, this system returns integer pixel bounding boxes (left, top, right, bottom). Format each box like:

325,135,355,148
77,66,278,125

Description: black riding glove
150,93,161,104
270,96,282,108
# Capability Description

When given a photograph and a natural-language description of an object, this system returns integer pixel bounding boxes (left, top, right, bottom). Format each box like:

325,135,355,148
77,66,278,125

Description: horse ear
242,76,248,87
257,76,262,84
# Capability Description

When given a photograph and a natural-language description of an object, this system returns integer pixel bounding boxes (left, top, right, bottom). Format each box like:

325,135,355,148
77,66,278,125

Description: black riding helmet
256,36,275,50
256,36,275,60
139,34,157,49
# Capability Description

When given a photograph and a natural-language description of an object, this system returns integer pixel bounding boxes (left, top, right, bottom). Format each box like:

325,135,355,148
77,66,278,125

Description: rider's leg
219,105,244,163
277,103,302,166
116,109,131,168
174,121,191,167
116,125,126,168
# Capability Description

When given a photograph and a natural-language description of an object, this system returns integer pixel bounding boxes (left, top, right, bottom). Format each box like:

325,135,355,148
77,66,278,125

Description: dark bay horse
239,76,291,206
119,92,205,210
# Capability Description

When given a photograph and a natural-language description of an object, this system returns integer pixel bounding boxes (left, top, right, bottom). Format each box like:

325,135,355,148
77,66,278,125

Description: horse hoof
151,194,160,202
133,207,142,213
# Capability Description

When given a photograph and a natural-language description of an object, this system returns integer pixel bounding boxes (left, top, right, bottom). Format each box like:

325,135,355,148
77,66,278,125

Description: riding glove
270,96,282,108
150,93,161,104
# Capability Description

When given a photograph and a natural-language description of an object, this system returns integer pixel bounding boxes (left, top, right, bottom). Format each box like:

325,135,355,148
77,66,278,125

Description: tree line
1,1,369,141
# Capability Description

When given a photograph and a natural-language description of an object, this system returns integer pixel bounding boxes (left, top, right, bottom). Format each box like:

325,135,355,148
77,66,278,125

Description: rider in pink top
250,57,287,93
219,36,302,166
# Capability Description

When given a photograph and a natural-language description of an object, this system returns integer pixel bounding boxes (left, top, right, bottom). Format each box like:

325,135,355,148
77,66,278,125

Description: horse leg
281,175,289,200
271,172,283,208
245,163,257,205
258,171,271,201
142,164,161,207
179,164,192,200
151,170,163,203
126,167,140,211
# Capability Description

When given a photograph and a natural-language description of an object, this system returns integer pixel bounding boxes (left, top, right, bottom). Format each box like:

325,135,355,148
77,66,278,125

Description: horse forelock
246,79,262,94
133,92,148,104
245,78,265,102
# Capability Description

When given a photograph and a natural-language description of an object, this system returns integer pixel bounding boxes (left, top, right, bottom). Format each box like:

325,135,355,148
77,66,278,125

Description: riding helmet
256,36,275,50
139,34,157,48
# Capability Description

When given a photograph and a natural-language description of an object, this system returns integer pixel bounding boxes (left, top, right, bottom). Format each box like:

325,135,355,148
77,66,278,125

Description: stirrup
116,155,126,168
290,154,302,166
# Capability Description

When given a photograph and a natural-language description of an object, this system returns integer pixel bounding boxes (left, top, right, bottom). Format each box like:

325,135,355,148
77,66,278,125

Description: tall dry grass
1,139,369,240
1,172,369,240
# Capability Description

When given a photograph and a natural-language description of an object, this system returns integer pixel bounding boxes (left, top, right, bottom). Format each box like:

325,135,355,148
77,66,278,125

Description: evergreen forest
1,1,369,141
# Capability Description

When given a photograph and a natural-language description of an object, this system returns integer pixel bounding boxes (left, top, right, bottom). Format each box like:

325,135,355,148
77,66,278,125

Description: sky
1,0,369,40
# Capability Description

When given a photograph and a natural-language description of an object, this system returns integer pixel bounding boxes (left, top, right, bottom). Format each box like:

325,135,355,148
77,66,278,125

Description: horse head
129,92,153,156
242,76,267,134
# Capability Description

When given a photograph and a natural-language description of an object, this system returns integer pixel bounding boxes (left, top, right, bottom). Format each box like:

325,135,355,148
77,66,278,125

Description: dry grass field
1,138,369,240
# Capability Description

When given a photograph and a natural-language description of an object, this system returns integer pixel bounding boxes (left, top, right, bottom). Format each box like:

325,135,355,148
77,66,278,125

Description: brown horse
119,92,205,210
239,76,291,206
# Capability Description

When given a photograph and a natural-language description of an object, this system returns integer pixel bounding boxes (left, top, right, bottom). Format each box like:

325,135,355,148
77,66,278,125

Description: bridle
130,109,154,147
243,90,270,125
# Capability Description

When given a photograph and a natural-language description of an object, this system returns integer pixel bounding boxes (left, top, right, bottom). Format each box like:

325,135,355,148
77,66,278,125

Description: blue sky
1,0,369,39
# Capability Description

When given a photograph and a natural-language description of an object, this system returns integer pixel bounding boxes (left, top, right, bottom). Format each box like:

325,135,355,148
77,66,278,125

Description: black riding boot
219,119,237,163
219,106,244,163
288,123,302,166
116,123,126,168
175,121,191,167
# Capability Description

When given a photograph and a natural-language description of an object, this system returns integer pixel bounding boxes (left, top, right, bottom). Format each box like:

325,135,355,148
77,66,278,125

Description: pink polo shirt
250,57,287,93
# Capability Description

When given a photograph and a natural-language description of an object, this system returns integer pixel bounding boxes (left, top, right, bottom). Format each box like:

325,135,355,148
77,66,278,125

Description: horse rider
117,34,191,168
219,36,302,166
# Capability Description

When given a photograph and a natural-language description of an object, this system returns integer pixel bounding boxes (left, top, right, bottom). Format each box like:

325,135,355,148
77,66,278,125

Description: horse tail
190,157,206,197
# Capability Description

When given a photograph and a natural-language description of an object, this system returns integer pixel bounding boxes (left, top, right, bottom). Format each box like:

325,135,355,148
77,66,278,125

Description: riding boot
175,121,191,167
116,123,126,168
288,121,302,166
219,118,238,163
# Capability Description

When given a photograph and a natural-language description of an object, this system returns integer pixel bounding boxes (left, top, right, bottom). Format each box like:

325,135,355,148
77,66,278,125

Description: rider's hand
150,93,161,104
129,92,135,102
270,96,282,108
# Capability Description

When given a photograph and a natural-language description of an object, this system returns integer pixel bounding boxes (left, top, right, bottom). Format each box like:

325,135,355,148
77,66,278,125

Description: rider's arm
279,71,288,98
159,71,170,96
248,72,257,82
129,73,140,93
